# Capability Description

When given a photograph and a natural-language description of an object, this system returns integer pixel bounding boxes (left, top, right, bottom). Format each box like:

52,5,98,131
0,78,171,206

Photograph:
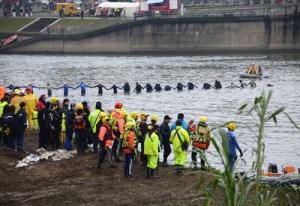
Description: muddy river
1,54,299,172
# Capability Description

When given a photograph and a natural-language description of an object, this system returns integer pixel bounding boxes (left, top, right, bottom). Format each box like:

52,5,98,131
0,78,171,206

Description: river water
0,54,300,172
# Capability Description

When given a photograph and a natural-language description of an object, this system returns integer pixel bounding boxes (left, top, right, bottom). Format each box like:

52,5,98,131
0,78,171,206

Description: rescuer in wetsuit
123,82,130,94
134,82,143,94
186,82,198,90
214,80,222,89
109,84,121,94
154,84,162,92
164,85,172,91
145,84,153,93
176,82,184,91
202,83,214,90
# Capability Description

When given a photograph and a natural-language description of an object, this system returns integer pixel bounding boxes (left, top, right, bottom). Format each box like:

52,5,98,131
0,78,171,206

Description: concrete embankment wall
2,16,300,54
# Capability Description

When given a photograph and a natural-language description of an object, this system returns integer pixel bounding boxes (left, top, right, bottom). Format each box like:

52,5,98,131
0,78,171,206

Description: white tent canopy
96,2,140,17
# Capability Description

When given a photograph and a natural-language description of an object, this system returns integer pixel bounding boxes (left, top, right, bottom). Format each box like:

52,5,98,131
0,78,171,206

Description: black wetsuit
203,83,213,90
145,84,153,92
187,82,197,90
176,83,184,91
164,85,172,91
214,80,222,89
135,83,142,93
97,84,104,96
123,83,130,94
154,84,162,92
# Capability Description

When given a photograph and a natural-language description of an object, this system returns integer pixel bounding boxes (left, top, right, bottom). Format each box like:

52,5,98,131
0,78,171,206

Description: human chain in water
3,79,263,97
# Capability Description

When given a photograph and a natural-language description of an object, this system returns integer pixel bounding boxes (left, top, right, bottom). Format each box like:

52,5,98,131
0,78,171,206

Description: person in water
122,82,130,94
109,84,121,94
247,80,256,88
176,82,184,91
239,80,247,88
134,82,143,94
145,84,153,93
202,83,214,90
154,84,162,92
186,82,198,90
90,84,107,96
164,85,172,91
214,80,222,89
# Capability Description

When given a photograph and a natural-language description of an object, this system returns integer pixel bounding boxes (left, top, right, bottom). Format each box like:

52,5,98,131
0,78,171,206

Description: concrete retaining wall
2,15,300,54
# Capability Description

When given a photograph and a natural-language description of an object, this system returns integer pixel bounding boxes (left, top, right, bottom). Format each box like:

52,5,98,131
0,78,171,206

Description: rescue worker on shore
15,102,27,152
144,124,160,179
98,116,116,169
170,119,190,176
49,97,62,150
160,115,172,166
134,82,142,94
10,89,25,113
137,112,149,166
3,105,16,151
74,103,88,154
61,99,71,147
88,102,104,153
191,116,211,170
226,122,243,170
36,95,47,148
171,113,188,131
24,87,38,130
122,122,137,178
110,102,126,161
0,96,9,145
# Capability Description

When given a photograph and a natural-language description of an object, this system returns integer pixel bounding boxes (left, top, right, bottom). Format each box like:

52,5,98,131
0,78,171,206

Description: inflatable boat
239,73,270,79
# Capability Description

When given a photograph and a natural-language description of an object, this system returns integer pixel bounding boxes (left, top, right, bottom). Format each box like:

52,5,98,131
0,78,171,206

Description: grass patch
0,17,36,33
51,18,130,33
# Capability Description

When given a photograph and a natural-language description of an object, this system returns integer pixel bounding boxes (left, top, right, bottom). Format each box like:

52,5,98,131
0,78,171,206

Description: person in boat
202,83,214,90
134,82,143,94
248,64,257,75
214,80,222,89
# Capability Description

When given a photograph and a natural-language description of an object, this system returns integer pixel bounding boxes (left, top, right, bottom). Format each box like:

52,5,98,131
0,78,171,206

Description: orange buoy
283,165,296,174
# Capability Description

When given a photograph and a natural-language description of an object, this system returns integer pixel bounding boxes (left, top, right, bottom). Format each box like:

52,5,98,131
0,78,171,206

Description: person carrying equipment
191,116,211,170
122,122,137,178
74,103,88,154
160,115,172,166
24,87,38,130
98,116,116,169
110,102,126,161
88,102,104,153
134,82,142,94
144,124,160,179
226,122,243,170
170,119,190,176
136,112,149,166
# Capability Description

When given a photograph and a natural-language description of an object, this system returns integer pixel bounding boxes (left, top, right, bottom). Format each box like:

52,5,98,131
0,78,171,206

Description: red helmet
39,94,46,99
25,87,32,94
115,102,123,109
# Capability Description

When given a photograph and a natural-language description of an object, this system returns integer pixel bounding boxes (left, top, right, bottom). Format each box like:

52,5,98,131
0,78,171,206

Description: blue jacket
63,85,69,95
171,120,188,132
227,130,241,157
80,83,86,91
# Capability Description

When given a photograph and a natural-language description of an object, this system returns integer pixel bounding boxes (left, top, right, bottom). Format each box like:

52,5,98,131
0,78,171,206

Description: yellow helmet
14,89,21,95
99,112,107,118
150,114,158,122
51,97,59,104
102,116,109,124
227,122,236,131
140,112,149,120
76,103,84,110
199,116,208,123
131,112,139,119
125,122,134,130
121,111,128,118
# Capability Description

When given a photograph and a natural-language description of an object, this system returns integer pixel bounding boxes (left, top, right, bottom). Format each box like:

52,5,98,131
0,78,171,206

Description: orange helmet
25,87,33,94
115,102,123,109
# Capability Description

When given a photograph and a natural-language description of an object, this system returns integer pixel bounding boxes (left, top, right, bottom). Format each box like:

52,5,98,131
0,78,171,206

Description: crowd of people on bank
4,79,257,97
0,87,243,178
